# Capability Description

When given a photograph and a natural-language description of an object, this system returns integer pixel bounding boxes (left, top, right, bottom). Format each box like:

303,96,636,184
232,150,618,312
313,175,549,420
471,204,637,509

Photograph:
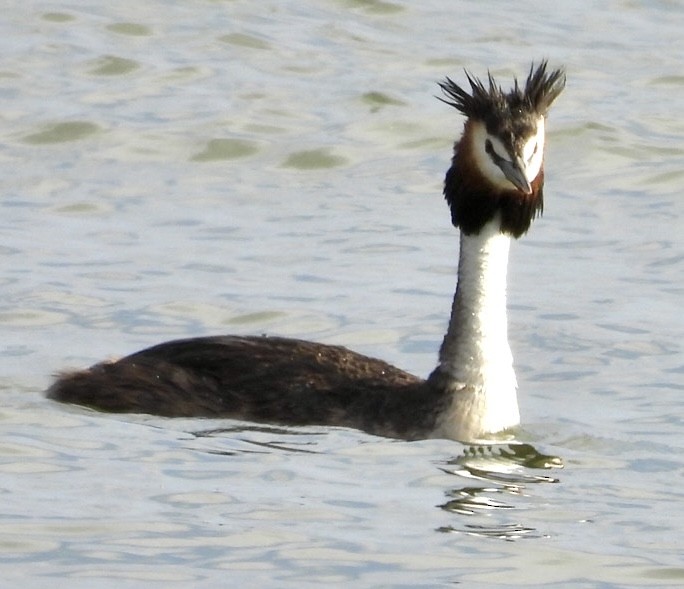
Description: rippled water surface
2,1,684,586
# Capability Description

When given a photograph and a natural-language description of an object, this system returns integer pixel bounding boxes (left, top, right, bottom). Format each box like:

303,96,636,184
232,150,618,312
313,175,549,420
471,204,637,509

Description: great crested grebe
48,62,565,442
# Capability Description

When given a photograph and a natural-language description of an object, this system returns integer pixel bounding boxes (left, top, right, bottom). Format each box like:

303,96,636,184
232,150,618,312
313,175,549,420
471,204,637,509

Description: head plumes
438,61,566,125
513,61,566,115
438,70,507,121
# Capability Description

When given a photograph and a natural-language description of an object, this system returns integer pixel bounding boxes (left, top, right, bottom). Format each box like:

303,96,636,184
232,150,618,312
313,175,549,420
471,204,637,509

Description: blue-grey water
2,1,684,587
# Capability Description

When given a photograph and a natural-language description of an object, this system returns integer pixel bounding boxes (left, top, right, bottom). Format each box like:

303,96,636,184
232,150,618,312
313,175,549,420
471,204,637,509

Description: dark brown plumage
50,336,447,440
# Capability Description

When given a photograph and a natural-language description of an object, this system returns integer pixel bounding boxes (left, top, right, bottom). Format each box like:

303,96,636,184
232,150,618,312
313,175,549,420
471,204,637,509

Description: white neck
432,217,519,441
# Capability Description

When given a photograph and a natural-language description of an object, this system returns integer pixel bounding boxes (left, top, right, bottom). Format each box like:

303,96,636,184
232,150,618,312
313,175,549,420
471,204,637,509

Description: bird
47,62,566,443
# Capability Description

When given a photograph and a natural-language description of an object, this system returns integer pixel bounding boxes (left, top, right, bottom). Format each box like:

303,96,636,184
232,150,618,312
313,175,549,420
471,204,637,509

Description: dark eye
485,139,494,155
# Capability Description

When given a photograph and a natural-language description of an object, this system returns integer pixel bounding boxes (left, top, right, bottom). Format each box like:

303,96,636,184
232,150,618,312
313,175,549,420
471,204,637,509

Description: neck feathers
429,220,519,440
444,120,545,238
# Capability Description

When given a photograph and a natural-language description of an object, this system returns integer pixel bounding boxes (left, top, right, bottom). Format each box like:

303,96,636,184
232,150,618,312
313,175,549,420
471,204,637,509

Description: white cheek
489,136,509,161
524,117,545,183
470,124,512,190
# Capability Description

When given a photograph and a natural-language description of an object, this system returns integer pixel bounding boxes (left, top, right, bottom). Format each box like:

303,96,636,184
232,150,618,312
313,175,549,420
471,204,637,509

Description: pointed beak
499,155,532,194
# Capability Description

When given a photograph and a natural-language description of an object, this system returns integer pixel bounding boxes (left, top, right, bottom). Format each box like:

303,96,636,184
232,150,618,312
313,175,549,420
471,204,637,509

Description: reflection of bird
48,62,565,443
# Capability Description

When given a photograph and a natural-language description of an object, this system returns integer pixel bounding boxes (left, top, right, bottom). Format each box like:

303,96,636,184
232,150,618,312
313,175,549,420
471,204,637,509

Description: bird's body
51,335,442,440
48,62,565,443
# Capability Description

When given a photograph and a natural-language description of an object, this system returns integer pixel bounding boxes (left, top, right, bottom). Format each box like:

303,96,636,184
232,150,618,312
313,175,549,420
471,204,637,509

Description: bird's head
439,61,566,237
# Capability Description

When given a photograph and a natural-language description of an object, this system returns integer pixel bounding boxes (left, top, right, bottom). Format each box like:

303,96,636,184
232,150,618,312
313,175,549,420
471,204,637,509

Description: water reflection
189,424,325,454
188,425,563,541
438,442,563,541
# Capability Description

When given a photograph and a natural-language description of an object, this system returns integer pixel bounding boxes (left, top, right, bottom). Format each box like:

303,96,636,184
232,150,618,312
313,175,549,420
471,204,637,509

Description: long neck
430,217,519,440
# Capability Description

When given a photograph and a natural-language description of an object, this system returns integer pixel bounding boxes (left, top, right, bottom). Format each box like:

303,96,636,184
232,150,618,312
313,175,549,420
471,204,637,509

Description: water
2,0,684,586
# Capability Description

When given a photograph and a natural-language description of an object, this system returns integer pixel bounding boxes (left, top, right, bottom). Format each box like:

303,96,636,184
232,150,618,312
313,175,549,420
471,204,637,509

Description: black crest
438,61,565,131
